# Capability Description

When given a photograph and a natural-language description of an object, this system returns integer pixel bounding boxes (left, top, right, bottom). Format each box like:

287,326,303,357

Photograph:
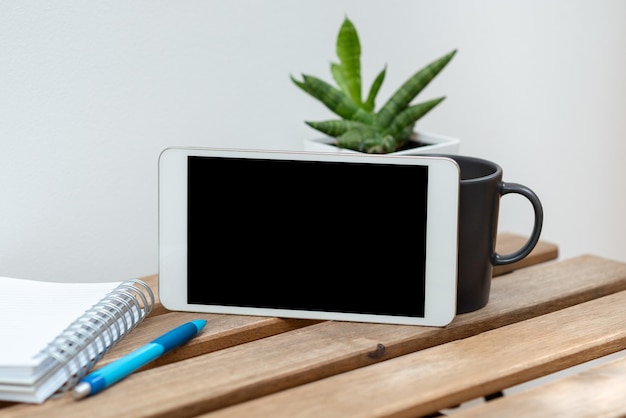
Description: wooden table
3,233,626,418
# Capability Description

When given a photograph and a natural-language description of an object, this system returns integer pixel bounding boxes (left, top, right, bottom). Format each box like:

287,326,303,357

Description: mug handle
492,182,544,265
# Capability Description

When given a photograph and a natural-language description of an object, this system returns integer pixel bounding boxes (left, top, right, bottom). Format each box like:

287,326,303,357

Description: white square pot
303,131,460,156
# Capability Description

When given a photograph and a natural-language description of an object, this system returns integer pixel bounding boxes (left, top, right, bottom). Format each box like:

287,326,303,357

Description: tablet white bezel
158,147,459,326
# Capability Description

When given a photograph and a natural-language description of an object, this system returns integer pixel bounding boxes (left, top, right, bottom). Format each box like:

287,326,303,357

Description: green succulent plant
291,17,457,154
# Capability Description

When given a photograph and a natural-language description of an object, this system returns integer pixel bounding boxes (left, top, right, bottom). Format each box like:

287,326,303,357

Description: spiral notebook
0,276,154,403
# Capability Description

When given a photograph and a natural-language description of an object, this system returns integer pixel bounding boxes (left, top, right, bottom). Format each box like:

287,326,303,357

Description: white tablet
158,147,460,326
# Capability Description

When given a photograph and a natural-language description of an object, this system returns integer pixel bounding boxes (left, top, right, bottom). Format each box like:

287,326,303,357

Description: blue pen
72,319,207,399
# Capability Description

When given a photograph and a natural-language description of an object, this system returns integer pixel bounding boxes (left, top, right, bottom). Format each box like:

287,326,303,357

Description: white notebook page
0,277,120,367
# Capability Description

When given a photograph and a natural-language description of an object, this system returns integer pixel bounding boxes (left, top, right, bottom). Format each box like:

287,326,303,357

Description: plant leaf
337,127,396,154
363,65,386,112
305,119,370,138
301,74,374,124
290,74,311,94
336,17,362,106
330,62,350,97
376,49,457,128
384,97,445,139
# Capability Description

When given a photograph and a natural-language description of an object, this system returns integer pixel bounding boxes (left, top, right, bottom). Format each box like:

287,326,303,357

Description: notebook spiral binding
41,279,155,397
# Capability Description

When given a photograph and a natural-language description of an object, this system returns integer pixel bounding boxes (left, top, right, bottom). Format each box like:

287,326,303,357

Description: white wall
1,0,625,282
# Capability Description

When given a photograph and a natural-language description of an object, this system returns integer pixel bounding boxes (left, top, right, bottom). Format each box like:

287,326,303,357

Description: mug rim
429,154,502,183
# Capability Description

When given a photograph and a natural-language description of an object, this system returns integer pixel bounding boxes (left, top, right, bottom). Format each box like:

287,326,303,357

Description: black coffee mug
434,155,544,314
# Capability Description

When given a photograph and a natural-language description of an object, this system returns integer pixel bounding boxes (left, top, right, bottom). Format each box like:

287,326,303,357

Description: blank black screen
187,155,428,317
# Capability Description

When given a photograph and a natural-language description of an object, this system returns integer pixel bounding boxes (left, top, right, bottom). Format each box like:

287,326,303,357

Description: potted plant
292,17,459,155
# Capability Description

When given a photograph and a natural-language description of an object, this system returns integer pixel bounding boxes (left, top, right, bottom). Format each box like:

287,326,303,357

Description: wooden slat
202,291,626,418
5,255,625,418
451,355,626,417
97,311,320,369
